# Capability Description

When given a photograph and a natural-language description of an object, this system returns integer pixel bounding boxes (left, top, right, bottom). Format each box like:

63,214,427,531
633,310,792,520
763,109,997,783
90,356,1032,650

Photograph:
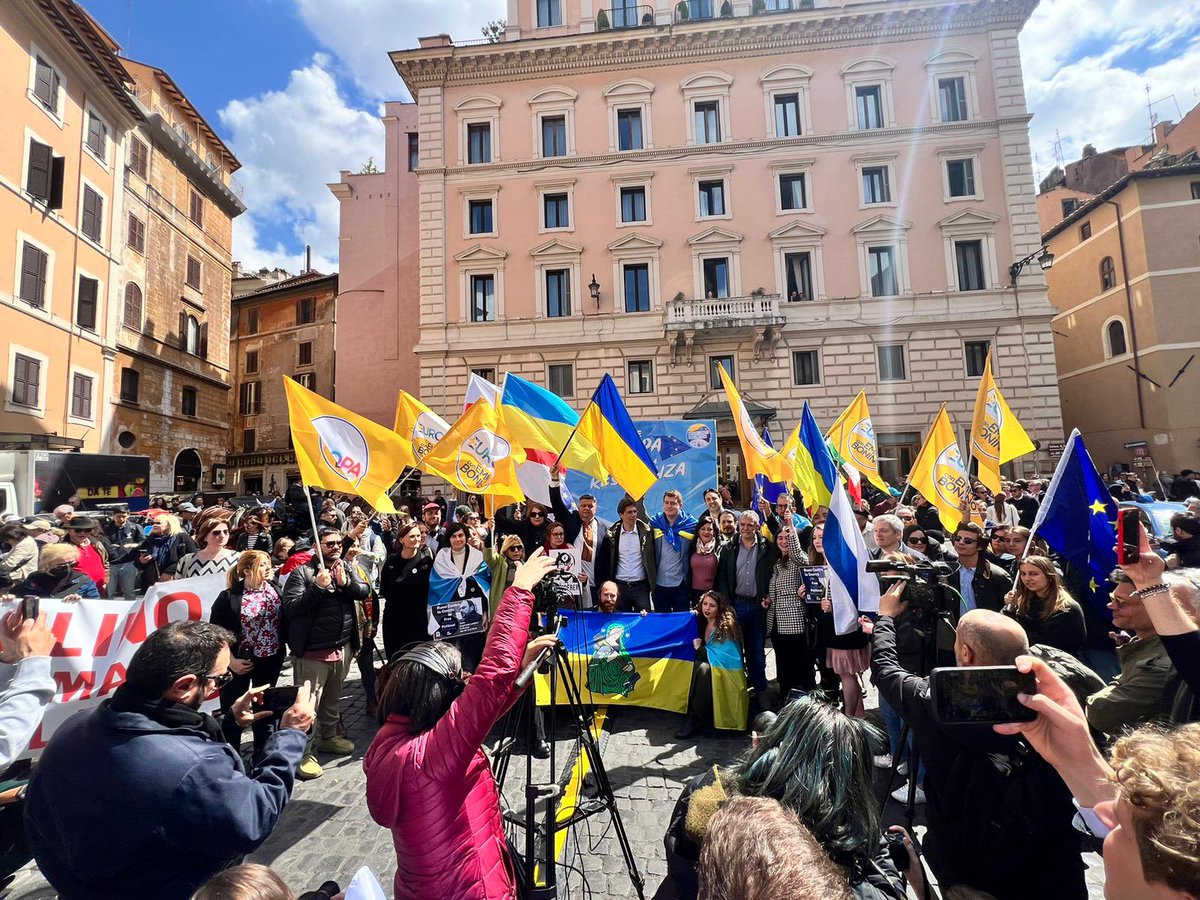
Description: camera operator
364,549,558,900
869,584,1088,899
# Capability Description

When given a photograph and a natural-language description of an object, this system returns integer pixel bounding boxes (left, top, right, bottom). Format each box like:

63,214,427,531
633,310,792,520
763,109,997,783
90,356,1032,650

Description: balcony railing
666,293,785,330
596,4,656,29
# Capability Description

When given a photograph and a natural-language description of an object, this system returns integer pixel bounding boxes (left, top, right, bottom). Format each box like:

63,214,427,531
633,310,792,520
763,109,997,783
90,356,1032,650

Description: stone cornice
391,0,1037,91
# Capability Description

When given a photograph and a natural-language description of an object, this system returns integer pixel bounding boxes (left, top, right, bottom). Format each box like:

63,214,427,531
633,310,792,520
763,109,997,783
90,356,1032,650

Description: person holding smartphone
0,605,56,768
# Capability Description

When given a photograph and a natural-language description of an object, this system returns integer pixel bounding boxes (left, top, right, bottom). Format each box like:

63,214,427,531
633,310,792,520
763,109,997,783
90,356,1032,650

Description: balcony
595,4,656,29
667,293,784,330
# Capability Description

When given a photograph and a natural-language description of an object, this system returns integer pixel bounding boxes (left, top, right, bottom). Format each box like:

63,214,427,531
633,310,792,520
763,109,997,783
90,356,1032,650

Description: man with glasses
282,527,368,780
598,498,655,613
26,621,316,899
948,522,1011,615
63,515,109,595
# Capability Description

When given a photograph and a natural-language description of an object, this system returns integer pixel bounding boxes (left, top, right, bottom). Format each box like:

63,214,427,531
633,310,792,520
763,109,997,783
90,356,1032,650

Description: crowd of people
0,467,1195,899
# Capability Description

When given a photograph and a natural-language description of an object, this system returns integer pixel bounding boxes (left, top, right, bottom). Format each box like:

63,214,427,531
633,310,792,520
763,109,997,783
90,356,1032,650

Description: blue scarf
650,511,698,553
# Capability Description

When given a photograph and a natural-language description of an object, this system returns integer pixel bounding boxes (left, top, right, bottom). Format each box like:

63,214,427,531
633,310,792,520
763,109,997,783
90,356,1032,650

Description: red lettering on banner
54,670,96,702
28,723,46,751
118,602,149,645
97,662,126,697
49,612,82,657
154,592,203,628
92,612,119,657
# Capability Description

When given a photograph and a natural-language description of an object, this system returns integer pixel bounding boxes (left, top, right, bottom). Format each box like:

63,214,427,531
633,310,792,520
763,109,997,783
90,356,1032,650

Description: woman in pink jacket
365,549,558,900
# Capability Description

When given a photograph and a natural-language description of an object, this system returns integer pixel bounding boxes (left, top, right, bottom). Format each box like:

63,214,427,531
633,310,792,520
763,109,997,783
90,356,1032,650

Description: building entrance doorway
174,449,202,493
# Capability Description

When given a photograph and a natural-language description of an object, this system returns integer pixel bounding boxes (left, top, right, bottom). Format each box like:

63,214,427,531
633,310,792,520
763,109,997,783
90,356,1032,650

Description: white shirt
571,517,603,585
615,527,645,581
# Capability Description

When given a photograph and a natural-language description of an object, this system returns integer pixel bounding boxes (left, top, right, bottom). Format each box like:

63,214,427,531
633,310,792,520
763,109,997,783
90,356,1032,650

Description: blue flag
1029,430,1118,615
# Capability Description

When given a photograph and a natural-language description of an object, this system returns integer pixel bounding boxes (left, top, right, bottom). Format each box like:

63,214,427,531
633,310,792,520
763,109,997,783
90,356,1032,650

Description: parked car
1119,500,1188,542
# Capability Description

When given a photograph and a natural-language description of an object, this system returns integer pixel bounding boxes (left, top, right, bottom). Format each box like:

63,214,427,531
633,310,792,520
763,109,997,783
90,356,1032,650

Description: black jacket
495,505,548,557
103,522,143,565
1161,533,1200,568
597,519,656,586
945,557,1013,612
715,535,779,602
210,583,285,659
282,558,367,655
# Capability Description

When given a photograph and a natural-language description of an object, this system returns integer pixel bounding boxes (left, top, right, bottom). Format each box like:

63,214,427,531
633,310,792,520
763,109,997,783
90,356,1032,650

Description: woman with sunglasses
484,535,526,620
380,522,433,660
495,501,550,557
174,514,241,580
901,524,948,563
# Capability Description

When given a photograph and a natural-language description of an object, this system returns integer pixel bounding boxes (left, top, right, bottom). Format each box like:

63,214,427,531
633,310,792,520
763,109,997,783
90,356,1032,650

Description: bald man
870,583,1087,900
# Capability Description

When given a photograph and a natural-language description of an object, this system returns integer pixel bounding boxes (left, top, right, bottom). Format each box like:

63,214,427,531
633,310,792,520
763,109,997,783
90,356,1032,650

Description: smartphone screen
21,595,38,621
1117,508,1141,565
252,685,299,715
930,666,1037,725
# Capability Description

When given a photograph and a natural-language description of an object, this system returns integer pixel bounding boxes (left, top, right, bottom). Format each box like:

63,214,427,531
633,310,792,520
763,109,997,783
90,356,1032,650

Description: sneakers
297,755,324,780
317,735,356,756
896,760,909,777
890,782,926,804
872,753,892,769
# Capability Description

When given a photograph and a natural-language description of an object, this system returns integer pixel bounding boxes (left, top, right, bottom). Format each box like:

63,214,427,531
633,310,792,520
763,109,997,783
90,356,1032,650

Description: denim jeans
107,561,138,600
652,583,691,613
878,692,925,783
733,599,768,693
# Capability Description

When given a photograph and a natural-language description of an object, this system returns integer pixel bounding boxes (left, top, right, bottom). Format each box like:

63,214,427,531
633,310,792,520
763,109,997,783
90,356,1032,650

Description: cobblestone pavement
6,650,1106,899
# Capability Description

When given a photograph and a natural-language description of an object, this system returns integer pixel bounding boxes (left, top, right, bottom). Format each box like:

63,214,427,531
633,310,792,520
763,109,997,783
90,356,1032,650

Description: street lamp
1008,247,1055,285
588,274,600,306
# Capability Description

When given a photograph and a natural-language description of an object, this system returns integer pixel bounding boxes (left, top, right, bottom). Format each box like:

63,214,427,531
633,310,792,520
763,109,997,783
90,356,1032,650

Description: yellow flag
970,351,1036,495
421,398,526,505
717,364,793,486
393,390,451,473
826,391,889,492
907,406,970,533
781,422,819,512
283,377,405,513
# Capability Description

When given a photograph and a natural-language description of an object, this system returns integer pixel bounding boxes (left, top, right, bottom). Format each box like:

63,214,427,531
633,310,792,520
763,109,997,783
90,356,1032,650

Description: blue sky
79,0,1200,274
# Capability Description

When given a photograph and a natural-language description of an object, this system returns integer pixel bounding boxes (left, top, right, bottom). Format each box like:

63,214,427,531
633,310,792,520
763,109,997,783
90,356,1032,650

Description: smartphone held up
930,665,1037,726
1116,507,1141,566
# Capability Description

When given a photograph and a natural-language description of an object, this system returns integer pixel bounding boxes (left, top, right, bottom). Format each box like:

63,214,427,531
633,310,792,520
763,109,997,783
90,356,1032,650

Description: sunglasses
906,537,928,545
193,671,234,688
208,529,229,536
899,515,914,521
528,511,545,519
320,540,342,549
506,547,525,555
953,536,978,545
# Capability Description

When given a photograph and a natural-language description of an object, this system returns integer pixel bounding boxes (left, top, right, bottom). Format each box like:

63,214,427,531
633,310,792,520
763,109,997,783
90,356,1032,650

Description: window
877,344,907,381
297,297,316,324
620,186,647,223
868,246,898,297
624,264,650,312
543,193,569,229
32,56,60,113
1191,181,1200,201
18,243,47,308
119,367,139,403
407,132,419,171
129,138,149,180
243,429,256,453
545,269,571,317
1080,221,1092,240
123,283,142,329
792,350,820,385
128,214,146,254
181,314,200,354
471,367,497,383
296,372,316,391
85,111,108,160
548,363,574,397
617,109,643,151
687,0,714,17
1106,319,1128,357
938,77,969,122
537,0,562,26
26,139,55,204
856,85,884,129
628,360,653,394
1100,256,1116,291
11,354,40,408
70,372,93,420
709,355,734,389
239,381,261,416
246,308,259,335
947,159,975,198
181,386,197,417
1061,198,1079,217
469,199,494,235
189,190,204,228
81,186,103,243
779,173,807,211
955,240,985,291
783,252,813,301
186,256,201,289
774,93,801,137
964,340,990,377
467,123,491,164
76,276,98,330
245,350,260,374
298,341,314,366
862,166,891,204
470,275,496,322
694,101,721,144
702,258,730,298
698,180,726,217
541,116,567,157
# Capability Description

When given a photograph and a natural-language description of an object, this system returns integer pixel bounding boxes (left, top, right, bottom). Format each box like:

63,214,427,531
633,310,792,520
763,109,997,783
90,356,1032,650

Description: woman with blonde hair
134,514,195,589
17,543,99,599
209,550,285,756
1004,555,1087,658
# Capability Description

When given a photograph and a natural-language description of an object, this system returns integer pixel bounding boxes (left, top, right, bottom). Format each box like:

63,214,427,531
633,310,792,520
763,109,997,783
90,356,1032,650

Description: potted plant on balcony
596,8,611,30
719,0,733,16
750,287,766,299
752,0,766,13
676,1,690,20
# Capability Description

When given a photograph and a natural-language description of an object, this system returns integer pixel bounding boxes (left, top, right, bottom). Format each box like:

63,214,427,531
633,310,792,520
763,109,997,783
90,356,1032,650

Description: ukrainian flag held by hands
284,377,406,513
703,634,749,731
393,390,450,472
565,374,659,500
970,350,1036,496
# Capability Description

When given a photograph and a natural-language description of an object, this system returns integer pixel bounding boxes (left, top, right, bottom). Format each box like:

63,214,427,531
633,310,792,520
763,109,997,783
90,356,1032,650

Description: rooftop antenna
1147,83,1157,144
1052,129,1064,168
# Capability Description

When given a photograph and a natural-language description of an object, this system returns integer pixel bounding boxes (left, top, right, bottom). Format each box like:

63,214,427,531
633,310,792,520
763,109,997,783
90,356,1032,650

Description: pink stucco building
345,0,1063,498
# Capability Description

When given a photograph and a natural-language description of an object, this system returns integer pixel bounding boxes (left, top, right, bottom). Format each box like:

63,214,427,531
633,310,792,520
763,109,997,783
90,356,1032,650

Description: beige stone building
227,272,339,495
363,0,1064,499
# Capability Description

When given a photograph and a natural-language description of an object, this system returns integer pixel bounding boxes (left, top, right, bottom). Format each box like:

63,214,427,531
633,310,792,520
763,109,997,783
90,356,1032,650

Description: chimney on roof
304,245,312,274
232,261,242,279
1082,143,1097,158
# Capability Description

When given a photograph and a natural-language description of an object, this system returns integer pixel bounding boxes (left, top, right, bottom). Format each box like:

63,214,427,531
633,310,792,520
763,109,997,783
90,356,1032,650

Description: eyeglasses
906,537,928,546
953,536,978,545
197,671,234,688
528,511,545,519
320,540,342,549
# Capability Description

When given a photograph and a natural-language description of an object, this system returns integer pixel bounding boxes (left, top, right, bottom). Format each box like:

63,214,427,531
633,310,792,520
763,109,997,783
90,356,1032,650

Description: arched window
180,313,199,354
1106,318,1127,358
123,283,142,330
1100,256,1116,291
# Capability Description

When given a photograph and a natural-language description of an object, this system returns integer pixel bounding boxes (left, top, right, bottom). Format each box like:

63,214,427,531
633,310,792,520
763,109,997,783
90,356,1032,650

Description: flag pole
302,482,327,571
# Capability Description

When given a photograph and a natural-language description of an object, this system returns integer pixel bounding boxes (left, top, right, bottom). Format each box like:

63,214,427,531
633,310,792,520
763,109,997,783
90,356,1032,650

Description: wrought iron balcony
666,293,785,332
596,4,656,29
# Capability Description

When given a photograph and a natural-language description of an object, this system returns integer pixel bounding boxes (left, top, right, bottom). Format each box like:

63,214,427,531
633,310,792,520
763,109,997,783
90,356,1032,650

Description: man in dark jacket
283,527,368,780
945,522,1012,613
870,592,1086,899
25,621,314,900
102,507,143,600
715,511,779,697
597,498,656,613
549,474,610,603
1009,480,1040,528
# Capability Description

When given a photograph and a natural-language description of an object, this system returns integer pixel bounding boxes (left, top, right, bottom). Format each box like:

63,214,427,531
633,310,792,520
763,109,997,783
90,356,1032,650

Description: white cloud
219,54,384,273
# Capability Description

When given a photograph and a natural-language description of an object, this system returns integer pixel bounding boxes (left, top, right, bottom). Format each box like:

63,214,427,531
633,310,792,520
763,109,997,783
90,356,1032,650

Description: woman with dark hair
901,523,948,563
688,519,720,607
432,522,491,670
364,551,558,900
0,522,38,586
235,507,275,553
766,525,816,700
676,589,745,739
175,514,240,579
379,521,433,660
1004,555,1087,657
665,695,905,900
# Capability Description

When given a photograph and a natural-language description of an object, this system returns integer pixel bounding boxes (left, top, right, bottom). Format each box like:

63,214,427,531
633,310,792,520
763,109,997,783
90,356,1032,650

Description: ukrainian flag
535,610,695,714
500,373,602,477
569,374,659,499
704,635,749,731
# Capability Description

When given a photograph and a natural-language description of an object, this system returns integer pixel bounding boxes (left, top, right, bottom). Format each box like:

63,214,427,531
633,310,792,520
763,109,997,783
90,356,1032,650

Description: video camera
865,558,954,614
531,549,584,614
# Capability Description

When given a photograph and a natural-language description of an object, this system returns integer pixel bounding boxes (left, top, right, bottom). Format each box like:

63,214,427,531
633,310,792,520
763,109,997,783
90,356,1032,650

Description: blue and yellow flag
704,635,749,731
564,374,659,499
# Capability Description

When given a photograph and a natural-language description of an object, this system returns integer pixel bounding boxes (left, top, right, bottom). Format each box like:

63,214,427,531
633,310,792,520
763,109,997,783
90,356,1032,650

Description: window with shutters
129,138,149,180
181,387,197,416
245,350,260,374
297,297,316,324
189,189,204,228
246,308,259,335
70,372,94,421
1100,256,1116,291
243,429,257,453
296,372,316,390
18,242,48,309
181,313,199,354
85,110,108,162
547,364,574,398
239,381,261,416
32,55,61,116
26,139,53,202
81,186,103,243
76,276,98,331
11,354,41,408
123,283,142,330
186,256,202,289
298,341,314,366
119,367,139,403
127,214,146,254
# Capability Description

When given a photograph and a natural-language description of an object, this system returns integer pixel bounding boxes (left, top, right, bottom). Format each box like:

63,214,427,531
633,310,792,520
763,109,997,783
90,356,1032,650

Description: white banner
15,572,228,757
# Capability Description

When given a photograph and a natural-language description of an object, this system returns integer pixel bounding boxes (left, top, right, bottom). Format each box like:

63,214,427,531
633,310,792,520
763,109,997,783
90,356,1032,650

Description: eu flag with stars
1028,430,1117,615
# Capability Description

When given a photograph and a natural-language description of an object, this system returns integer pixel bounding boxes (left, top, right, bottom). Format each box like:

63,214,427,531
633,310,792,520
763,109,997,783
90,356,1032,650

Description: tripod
492,637,646,900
